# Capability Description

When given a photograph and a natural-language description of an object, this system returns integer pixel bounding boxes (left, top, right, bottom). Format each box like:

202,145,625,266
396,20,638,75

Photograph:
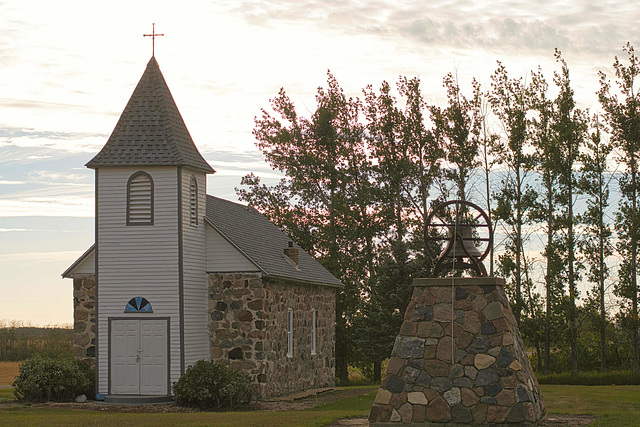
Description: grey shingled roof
205,195,344,287
86,57,214,173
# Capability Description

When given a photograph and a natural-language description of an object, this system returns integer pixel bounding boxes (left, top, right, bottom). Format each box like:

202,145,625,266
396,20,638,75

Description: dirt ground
0,362,20,386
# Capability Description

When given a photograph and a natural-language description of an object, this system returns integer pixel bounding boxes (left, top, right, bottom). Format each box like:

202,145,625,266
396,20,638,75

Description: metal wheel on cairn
425,200,492,277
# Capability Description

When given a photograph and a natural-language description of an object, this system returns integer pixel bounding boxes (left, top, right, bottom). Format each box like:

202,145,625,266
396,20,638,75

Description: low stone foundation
73,275,96,364
369,277,545,425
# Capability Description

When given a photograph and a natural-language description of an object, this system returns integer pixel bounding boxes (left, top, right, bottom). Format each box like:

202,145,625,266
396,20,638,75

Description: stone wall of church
73,275,96,364
208,273,337,399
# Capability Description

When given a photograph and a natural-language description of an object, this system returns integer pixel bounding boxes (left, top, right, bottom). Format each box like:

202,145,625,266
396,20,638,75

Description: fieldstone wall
208,273,336,399
369,277,545,426
73,275,96,364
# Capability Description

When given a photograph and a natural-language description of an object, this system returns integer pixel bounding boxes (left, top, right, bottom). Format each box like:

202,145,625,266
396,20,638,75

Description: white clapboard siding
206,225,259,273
181,169,209,367
96,167,181,394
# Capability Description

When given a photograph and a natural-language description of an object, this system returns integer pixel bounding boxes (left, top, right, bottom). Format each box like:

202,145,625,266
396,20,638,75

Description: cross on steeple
143,23,164,57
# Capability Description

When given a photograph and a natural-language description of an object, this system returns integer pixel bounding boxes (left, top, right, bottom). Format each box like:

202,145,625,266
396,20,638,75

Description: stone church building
62,56,342,400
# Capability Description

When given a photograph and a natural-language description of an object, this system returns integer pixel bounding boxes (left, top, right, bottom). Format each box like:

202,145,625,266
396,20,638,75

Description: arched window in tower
190,175,198,226
127,172,153,225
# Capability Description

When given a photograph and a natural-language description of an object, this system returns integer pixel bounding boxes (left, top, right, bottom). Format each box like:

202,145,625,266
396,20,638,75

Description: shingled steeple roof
86,57,214,173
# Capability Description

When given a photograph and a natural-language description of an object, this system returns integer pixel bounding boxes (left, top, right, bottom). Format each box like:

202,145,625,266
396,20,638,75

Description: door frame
108,317,171,396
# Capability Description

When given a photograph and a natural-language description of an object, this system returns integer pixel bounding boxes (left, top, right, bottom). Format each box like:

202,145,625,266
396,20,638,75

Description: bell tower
86,56,214,396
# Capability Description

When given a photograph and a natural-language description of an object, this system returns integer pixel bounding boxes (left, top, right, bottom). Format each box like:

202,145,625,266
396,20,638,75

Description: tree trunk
599,169,607,370
373,360,382,382
515,164,522,323
568,164,578,379
632,161,639,375
545,173,553,374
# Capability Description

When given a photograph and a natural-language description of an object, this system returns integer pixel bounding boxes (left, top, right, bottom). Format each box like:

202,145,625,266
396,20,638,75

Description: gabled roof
86,57,214,173
61,244,95,278
205,195,344,288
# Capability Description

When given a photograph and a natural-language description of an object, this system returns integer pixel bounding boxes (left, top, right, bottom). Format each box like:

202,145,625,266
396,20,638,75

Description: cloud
224,0,640,58
0,196,94,218
0,126,106,156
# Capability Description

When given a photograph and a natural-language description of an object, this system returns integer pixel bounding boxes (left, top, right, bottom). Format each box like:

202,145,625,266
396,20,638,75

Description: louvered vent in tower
127,172,153,225
190,175,198,226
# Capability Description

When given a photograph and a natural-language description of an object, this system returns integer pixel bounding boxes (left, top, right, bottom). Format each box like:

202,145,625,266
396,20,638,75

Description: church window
311,309,317,355
287,308,294,358
127,172,153,225
190,175,198,226
125,297,153,313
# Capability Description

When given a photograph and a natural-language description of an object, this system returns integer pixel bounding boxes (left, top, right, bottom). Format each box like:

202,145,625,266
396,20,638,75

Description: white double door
111,319,168,395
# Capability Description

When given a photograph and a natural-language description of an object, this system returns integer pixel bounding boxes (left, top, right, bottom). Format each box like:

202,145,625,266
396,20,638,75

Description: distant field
0,362,20,386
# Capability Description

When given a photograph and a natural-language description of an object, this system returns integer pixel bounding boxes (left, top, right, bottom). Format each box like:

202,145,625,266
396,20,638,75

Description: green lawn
0,388,376,427
541,384,640,426
2,385,640,426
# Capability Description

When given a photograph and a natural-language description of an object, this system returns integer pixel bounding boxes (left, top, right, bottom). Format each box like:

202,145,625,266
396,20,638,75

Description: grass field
2,383,640,426
0,362,20,386
542,384,640,426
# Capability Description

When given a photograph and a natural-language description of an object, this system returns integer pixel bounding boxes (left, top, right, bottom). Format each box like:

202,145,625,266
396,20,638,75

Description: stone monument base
368,277,545,425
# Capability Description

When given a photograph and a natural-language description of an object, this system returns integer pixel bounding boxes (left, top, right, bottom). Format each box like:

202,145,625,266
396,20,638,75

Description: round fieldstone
484,383,502,396
453,376,473,388
517,385,531,402
416,371,432,387
481,321,496,335
412,305,434,321
431,377,454,393
497,347,514,367
506,402,527,423
483,301,503,320
216,301,227,311
451,404,473,423
387,375,405,393
402,366,421,384
397,337,425,358
426,396,452,422
455,287,468,300
467,336,490,354
229,347,243,360
443,387,461,405
474,354,496,370
476,368,500,386
408,391,429,405
211,311,223,321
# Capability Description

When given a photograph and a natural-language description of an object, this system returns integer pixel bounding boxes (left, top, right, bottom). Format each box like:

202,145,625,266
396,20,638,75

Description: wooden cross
143,23,164,57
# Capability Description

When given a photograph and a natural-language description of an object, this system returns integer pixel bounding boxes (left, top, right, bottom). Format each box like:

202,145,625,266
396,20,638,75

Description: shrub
537,370,640,385
12,356,94,402
173,360,253,410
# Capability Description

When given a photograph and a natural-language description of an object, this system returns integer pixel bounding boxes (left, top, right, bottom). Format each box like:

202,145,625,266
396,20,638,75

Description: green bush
173,360,253,410
12,356,94,402
537,370,640,385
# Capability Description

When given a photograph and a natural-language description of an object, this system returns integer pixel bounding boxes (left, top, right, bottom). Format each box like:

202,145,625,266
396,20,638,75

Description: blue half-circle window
125,297,153,313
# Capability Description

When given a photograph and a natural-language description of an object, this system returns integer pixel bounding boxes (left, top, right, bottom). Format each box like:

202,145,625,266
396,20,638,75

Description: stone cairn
369,277,545,425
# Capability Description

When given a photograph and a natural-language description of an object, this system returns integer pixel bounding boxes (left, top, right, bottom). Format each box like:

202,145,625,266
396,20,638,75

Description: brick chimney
283,241,299,268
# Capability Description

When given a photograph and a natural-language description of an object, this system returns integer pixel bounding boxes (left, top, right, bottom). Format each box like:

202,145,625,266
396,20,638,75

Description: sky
1,0,639,326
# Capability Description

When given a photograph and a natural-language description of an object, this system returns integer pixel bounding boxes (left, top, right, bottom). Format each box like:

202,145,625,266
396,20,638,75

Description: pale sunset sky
1,0,638,325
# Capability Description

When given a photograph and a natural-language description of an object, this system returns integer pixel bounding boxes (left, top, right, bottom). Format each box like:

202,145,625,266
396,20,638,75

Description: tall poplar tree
578,115,613,370
239,72,369,383
552,50,587,378
598,43,640,374
430,73,482,201
489,63,537,321
529,66,564,373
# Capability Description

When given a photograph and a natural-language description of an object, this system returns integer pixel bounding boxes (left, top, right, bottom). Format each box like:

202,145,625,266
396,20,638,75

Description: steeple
86,57,214,173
